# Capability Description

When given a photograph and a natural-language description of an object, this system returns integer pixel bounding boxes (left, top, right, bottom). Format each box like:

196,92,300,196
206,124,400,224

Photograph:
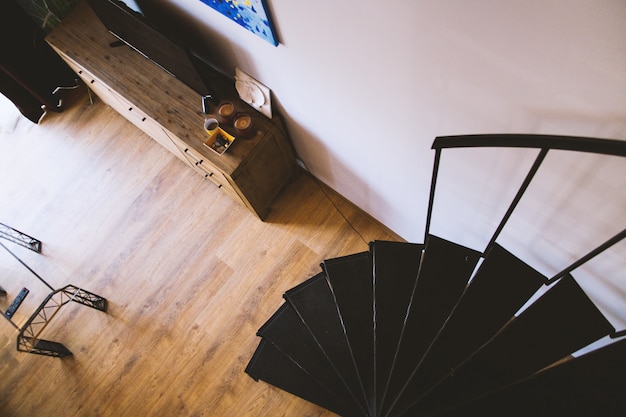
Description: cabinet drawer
192,157,242,204
217,180,244,205
105,93,187,159
70,64,189,162
182,148,230,188
58,54,116,107
47,10,298,221
74,69,113,106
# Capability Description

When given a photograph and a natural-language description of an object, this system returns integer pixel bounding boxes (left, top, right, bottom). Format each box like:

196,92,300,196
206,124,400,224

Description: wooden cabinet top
46,0,277,176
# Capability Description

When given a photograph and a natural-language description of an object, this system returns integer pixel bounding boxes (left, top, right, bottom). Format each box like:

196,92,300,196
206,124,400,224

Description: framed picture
199,0,278,46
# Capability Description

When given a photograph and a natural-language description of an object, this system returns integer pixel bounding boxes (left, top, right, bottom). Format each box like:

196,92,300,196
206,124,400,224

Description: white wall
161,0,626,241
159,1,626,332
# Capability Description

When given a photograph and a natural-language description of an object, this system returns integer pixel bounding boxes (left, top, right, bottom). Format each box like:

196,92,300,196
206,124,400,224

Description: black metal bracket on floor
18,337,73,358
1,224,108,358
0,223,42,253
16,285,108,357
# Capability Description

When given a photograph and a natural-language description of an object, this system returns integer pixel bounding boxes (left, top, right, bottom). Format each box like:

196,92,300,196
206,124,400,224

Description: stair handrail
431,134,626,157
424,134,626,345
424,134,626,247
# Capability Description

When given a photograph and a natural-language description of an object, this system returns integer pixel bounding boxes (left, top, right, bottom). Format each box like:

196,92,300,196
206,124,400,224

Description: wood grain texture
46,0,298,220
0,84,399,416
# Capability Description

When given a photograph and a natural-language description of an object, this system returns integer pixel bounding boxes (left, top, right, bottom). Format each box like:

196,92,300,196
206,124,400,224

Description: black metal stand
0,223,42,253
1,224,107,357
17,285,107,357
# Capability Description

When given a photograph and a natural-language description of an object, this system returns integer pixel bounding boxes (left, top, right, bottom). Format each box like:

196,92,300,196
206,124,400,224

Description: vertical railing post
424,148,442,244
547,228,626,284
483,148,549,256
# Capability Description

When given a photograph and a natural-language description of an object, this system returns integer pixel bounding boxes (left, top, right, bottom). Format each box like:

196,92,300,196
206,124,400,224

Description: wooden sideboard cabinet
46,0,297,220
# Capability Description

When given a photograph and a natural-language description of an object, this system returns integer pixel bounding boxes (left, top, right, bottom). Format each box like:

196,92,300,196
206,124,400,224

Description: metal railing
424,133,626,337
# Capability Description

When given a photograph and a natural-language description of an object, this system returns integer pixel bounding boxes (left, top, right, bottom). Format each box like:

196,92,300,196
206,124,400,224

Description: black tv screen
87,0,215,97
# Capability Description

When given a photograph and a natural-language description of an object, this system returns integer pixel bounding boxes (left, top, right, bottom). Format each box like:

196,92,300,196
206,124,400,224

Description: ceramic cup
204,117,219,133
233,113,254,139
216,102,237,124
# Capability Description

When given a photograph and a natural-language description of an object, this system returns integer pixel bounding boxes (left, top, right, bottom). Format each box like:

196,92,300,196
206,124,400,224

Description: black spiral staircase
245,134,626,416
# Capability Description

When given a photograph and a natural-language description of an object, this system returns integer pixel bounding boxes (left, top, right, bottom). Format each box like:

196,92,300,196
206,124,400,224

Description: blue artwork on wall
199,0,278,46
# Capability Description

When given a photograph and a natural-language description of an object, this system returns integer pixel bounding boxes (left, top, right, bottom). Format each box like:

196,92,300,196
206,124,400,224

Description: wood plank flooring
0,90,400,416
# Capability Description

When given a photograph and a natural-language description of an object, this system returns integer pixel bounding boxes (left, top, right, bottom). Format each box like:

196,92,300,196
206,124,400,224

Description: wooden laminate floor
0,91,399,416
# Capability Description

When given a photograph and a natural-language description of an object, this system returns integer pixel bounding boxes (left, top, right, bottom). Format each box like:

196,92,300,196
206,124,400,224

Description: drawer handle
90,80,95,84
141,117,146,122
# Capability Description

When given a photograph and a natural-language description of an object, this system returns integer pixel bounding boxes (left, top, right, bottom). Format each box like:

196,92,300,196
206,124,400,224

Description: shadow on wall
141,0,239,79
526,107,626,141
271,95,408,235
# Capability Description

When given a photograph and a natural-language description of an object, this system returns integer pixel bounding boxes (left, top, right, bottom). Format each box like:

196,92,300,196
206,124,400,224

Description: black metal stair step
256,302,368,416
245,338,359,417
398,274,616,417
322,251,375,416
435,336,626,417
379,235,481,417
244,135,625,416
246,238,621,417
283,271,368,413
371,241,424,413
386,243,546,412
